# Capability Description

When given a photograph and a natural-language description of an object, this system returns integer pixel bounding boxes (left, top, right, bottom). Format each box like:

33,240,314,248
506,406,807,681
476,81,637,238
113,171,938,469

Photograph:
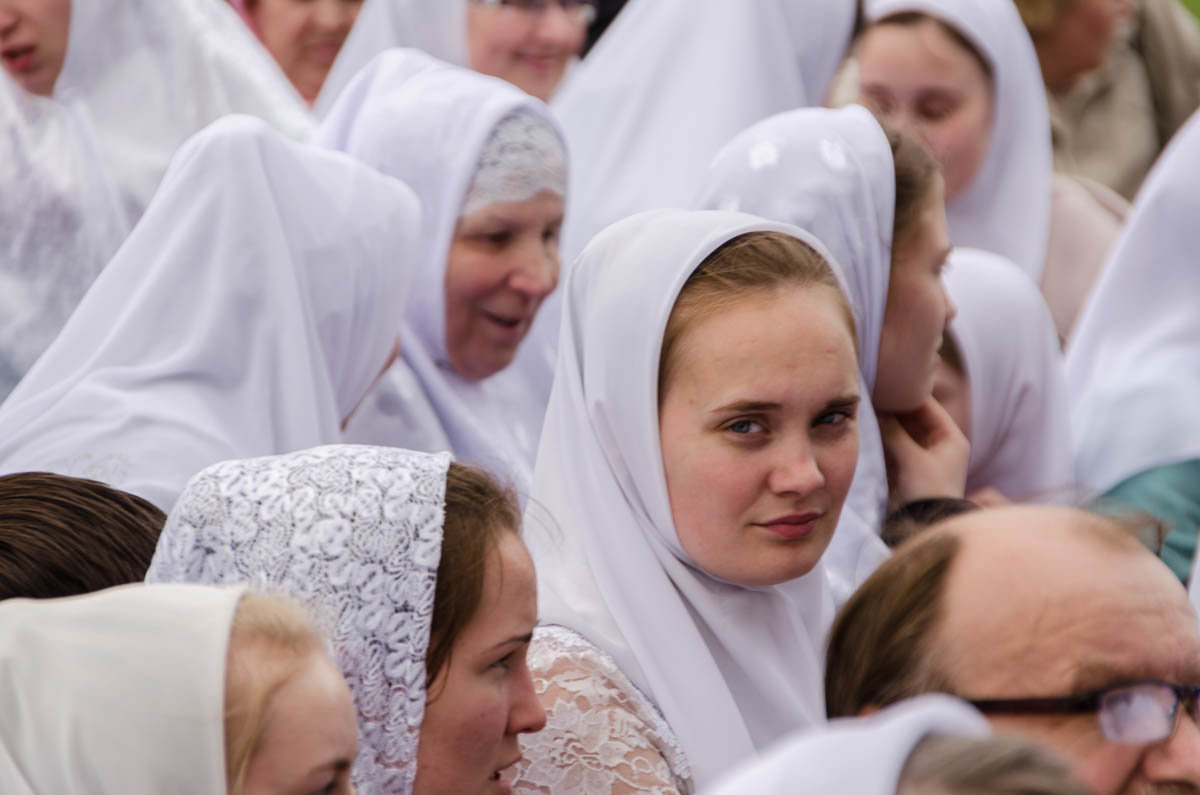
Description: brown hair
224,591,328,794
0,472,165,600
872,12,994,79
886,126,942,254
825,530,960,718
425,462,521,692
899,733,1093,795
658,231,858,400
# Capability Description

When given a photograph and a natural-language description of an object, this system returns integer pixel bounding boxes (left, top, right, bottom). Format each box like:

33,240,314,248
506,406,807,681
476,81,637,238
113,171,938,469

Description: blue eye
727,419,765,434
814,410,852,427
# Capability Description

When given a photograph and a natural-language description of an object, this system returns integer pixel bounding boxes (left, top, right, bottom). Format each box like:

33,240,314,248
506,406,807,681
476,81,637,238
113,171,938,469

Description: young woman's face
249,0,362,103
1037,0,1124,88
414,531,545,795
874,179,956,413
466,2,588,102
240,649,359,795
445,190,563,381
857,17,994,203
659,285,861,588
0,0,71,96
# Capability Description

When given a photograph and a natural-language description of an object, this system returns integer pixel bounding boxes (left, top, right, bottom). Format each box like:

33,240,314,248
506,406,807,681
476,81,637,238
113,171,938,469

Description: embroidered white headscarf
552,0,858,266
0,583,245,794
1066,111,1200,496
944,248,1074,502
708,695,989,794
863,0,1052,281
0,117,422,512
55,0,314,223
696,105,895,596
314,0,468,115
0,73,128,401
146,444,451,794
528,209,842,787
319,50,567,495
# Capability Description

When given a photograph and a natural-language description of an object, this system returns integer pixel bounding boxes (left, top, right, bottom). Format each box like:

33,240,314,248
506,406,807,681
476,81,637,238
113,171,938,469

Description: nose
508,661,548,735
942,283,958,326
509,239,559,300
1140,708,1200,786
0,7,18,33
767,436,826,497
314,0,355,33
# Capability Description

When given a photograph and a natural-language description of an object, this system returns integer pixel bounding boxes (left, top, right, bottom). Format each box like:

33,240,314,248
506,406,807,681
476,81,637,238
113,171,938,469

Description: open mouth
1,46,35,73
484,310,525,331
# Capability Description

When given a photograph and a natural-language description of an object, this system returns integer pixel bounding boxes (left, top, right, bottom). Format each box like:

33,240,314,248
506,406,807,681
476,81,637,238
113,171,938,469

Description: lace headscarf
146,444,452,794
462,110,567,217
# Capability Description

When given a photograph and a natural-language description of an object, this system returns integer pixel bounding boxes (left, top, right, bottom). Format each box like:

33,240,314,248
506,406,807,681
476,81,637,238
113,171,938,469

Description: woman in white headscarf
147,444,547,794
697,105,966,595
0,583,358,794
0,116,422,512
935,248,1074,504
0,71,127,401
1,0,314,223
320,49,567,494
516,210,865,792
1067,110,1200,584
550,0,858,267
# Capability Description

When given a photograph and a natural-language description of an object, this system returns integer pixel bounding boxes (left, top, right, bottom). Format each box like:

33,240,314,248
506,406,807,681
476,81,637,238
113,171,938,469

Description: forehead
461,532,537,648
858,20,988,90
935,514,1200,695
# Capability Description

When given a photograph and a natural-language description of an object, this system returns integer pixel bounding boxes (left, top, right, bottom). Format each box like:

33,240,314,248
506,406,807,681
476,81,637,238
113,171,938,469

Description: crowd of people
2,0,1199,793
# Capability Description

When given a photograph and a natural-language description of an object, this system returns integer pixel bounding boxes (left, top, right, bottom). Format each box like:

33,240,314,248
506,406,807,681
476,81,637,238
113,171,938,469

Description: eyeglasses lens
1099,683,1181,745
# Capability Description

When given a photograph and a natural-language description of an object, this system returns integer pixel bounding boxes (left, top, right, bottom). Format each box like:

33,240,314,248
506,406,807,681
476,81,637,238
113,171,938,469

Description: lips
516,52,562,73
491,755,522,793
1,45,35,74
755,513,822,540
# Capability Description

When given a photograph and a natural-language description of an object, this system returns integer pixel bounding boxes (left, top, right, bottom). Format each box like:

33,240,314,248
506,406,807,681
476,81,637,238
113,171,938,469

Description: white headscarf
56,0,314,223
314,0,468,115
0,582,245,794
863,0,1052,281
696,105,894,597
552,0,858,265
0,116,423,512
146,444,451,794
528,209,839,787
944,248,1074,502
0,74,128,401
707,695,989,794
1066,111,1200,496
319,50,567,495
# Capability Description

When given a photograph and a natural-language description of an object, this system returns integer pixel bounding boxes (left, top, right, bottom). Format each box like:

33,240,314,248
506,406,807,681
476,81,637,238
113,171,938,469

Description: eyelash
491,650,516,671
814,409,854,428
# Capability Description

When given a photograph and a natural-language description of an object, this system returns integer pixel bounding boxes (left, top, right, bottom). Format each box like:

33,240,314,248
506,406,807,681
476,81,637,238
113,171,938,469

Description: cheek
663,435,756,560
420,680,513,783
817,434,859,502
468,15,528,69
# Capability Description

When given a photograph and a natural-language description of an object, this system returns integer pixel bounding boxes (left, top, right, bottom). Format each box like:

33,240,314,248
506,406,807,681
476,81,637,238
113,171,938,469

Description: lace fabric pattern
145,444,452,794
513,625,693,795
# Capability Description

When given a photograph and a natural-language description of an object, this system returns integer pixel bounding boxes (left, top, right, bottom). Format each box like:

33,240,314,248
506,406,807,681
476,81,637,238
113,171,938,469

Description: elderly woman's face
444,190,563,381
0,0,71,96
249,0,362,104
466,1,589,101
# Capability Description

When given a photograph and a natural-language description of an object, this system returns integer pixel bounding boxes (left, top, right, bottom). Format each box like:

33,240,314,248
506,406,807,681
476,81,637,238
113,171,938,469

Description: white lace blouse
514,625,694,795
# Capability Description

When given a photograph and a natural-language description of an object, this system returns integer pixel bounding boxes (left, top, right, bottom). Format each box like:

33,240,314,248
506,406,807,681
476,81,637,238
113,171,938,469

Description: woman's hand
879,397,970,508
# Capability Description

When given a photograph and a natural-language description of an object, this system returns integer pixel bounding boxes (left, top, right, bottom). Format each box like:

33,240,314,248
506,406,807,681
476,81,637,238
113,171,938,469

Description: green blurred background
1184,0,1200,19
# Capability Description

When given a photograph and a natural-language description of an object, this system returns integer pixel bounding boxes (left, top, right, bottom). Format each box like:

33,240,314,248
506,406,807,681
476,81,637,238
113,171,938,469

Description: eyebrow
308,758,353,776
488,633,534,653
1068,659,1200,694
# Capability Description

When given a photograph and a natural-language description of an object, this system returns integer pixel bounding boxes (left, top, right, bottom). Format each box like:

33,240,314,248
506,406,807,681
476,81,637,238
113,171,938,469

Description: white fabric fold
944,248,1074,502
696,105,894,597
0,583,245,795
320,49,567,495
863,0,1052,281
707,695,989,794
1066,111,1200,495
146,444,451,794
56,0,314,223
527,209,838,787
0,116,423,512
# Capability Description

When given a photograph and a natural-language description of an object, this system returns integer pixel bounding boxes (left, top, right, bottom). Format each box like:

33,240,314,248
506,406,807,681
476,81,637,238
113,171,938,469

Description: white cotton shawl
0,583,244,795
864,0,1052,281
527,209,838,787
552,0,858,266
696,105,894,597
146,444,451,794
944,248,1074,502
55,0,314,224
707,695,989,794
1066,111,1200,496
0,74,128,401
320,49,567,495
0,116,423,512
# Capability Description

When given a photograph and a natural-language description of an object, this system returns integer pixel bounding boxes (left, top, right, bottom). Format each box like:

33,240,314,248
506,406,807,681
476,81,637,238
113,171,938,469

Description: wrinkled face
0,0,71,96
1040,0,1124,87
414,531,545,795
931,338,970,439
874,179,955,413
241,649,359,795
445,190,563,381
248,0,362,103
858,18,994,203
936,509,1200,795
466,2,587,101
659,286,861,587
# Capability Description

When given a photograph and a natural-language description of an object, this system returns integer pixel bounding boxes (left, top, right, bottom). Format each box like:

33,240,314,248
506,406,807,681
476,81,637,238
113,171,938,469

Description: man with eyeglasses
468,0,597,101
825,505,1200,794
